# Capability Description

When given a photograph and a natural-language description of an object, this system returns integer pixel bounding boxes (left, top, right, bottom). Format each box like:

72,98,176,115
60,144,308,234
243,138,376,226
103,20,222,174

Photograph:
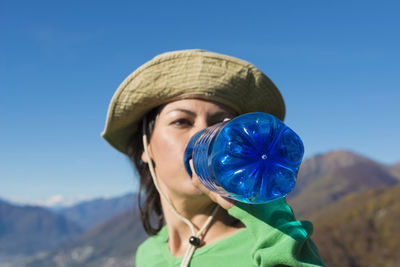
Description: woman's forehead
159,98,237,115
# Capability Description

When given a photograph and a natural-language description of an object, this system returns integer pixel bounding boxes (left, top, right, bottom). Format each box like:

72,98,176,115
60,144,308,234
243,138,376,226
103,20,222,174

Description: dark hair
126,108,163,236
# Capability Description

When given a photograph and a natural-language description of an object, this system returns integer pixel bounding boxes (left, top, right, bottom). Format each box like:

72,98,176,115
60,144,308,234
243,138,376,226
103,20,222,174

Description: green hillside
310,184,400,267
288,152,398,218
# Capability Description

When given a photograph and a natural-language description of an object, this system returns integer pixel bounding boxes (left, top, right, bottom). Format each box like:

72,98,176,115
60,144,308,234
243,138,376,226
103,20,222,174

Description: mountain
389,162,400,180
287,150,398,218
310,183,400,267
57,192,137,230
0,199,83,256
288,150,375,199
26,209,147,267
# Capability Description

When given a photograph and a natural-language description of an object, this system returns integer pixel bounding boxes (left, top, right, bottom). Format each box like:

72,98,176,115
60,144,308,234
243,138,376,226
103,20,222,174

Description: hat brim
102,49,285,154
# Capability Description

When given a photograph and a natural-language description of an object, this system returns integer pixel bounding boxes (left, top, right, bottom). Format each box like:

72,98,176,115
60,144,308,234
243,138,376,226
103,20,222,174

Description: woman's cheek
153,132,184,167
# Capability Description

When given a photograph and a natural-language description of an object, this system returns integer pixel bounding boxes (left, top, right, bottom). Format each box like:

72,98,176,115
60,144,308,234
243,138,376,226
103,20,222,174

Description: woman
102,49,324,266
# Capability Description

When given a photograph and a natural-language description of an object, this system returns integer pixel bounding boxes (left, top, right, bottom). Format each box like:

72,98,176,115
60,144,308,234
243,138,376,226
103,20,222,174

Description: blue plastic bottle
184,112,304,204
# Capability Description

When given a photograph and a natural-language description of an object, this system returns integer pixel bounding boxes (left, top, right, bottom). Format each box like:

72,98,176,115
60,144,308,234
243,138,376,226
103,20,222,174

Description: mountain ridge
0,200,83,256
287,150,398,218
288,149,376,198
56,192,137,230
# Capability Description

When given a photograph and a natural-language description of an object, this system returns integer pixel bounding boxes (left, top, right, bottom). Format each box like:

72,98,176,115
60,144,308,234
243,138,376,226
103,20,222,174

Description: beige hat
102,49,285,154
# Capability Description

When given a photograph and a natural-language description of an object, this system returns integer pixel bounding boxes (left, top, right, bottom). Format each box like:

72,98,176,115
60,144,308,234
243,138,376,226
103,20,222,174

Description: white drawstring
142,118,219,267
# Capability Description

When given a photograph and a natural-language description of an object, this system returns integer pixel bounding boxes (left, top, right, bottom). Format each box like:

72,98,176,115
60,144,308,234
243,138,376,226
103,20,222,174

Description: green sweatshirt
136,198,325,266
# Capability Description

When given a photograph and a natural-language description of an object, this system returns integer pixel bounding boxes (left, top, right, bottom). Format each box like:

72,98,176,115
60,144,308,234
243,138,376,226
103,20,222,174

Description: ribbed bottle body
184,112,304,204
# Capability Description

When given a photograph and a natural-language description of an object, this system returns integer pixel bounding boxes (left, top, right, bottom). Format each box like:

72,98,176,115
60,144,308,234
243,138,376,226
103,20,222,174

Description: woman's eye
171,119,192,127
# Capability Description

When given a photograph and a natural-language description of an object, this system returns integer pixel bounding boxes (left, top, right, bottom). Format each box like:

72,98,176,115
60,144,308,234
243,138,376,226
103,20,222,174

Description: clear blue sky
1,0,399,205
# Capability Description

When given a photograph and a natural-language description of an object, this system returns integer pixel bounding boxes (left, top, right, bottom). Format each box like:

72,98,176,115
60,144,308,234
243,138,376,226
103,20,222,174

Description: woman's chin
182,184,206,197
175,183,211,200
160,174,209,199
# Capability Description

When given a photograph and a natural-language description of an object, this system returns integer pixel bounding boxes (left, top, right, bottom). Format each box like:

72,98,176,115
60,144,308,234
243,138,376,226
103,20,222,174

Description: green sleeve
228,198,325,267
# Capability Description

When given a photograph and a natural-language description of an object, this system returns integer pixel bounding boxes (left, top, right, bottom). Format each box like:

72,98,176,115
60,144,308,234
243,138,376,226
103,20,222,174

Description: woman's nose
190,119,209,136
193,123,207,134
201,119,213,129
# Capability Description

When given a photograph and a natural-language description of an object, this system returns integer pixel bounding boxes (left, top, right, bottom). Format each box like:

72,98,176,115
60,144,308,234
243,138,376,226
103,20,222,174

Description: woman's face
142,99,235,200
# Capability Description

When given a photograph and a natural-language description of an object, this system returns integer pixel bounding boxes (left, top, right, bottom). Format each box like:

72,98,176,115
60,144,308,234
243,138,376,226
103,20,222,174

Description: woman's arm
228,198,325,266
190,161,325,266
